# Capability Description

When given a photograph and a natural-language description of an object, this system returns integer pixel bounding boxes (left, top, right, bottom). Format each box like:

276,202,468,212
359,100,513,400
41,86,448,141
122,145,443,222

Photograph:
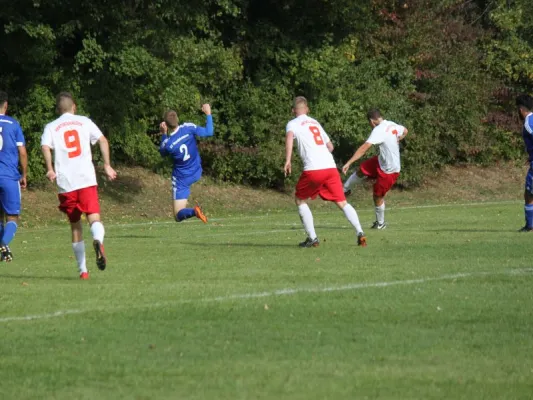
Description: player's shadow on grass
181,241,298,248
97,172,142,204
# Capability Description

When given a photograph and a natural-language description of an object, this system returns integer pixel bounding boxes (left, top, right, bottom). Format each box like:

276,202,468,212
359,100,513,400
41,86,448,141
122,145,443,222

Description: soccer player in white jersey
41,92,117,279
285,96,366,247
342,109,408,230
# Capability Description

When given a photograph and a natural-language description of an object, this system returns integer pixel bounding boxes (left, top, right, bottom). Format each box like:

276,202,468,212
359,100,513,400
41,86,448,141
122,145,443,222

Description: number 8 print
309,126,324,145
64,130,82,158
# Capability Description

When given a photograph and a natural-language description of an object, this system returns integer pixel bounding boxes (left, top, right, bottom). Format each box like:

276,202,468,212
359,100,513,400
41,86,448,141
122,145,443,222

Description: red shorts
360,156,399,197
58,186,101,223
296,168,346,202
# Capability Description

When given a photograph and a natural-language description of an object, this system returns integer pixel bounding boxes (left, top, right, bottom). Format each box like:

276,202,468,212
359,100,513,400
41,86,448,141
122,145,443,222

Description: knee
336,200,347,209
374,196,384,206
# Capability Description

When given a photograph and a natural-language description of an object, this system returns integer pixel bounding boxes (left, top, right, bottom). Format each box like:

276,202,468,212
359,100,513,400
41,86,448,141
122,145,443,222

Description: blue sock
525,205,533,228
176,208,196,222
1,221,17,246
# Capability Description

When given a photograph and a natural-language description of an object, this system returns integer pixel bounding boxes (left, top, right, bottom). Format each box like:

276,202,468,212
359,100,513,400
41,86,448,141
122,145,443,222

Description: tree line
1,0,531,188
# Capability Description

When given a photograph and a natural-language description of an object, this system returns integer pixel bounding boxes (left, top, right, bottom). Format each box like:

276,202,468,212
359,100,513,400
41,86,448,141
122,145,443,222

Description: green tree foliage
0,0,530,188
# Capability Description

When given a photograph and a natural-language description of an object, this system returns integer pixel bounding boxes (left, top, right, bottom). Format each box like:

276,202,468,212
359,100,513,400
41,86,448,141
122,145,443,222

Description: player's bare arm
41,145,56,182
342,142,373,175
284,131,294,176
18,145,28,188
326,141,334,153
97,136,117,181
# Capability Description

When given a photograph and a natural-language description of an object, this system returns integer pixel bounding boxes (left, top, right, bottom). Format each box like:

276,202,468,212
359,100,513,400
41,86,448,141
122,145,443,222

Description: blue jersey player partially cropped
516,94,533,232
0,91,28,261
159,104,214,223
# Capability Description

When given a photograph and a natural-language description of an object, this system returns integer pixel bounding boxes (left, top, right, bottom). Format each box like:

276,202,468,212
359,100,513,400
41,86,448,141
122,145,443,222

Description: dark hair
367,108,382,120
516,94,533,112
0,91,8,107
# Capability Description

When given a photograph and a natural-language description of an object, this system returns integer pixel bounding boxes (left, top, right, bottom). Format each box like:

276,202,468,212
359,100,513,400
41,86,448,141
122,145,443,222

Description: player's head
0,91,8,114
292,96,309,117
164,110,179,131
56,92,77,115
516,94,533,121
367,108,383,128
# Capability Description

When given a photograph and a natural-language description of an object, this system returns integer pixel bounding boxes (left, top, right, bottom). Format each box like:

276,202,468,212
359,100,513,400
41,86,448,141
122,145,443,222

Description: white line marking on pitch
1,268,531,324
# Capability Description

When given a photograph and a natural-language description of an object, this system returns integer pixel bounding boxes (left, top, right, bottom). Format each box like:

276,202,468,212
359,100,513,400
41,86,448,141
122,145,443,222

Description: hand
159,121,168,135
342,163,351,175
46,170,56,182
19,176,27,189
202,104,211,115
284,161,291,177
104,165,117,181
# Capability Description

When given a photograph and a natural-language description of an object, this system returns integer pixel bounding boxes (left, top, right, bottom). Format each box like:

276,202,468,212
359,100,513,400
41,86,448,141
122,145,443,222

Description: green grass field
1,201,533,400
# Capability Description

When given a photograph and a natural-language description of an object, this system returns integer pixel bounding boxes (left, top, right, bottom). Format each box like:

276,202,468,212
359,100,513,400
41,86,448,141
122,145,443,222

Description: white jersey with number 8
41,113,103,193
286,114,336,171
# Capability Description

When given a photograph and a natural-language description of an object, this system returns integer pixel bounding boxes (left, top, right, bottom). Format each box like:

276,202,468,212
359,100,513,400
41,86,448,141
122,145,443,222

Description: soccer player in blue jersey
517,94,533,232
0,91,28,261
159,104,214,223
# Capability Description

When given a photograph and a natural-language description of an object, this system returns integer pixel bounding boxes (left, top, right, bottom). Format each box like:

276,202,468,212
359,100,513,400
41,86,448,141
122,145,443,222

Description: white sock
344,173,365,190
72,241,87,274
343,204,363,234
90,221,105,243
376,203,385,224
298,204,317,240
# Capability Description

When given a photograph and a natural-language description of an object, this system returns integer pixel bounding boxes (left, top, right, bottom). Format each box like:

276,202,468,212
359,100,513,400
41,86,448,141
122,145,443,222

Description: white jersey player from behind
285,96,366,247
41,92,117,279
342,108,408,229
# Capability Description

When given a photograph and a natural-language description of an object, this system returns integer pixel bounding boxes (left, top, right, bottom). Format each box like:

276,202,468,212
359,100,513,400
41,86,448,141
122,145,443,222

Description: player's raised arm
195,104,214,137
159,121,170,156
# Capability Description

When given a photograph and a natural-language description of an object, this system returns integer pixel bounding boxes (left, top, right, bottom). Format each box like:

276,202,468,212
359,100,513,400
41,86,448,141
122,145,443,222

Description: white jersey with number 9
41,113,103,193
286,114,336,171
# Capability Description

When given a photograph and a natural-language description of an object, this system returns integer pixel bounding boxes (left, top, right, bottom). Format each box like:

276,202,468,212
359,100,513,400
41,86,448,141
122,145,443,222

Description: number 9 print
64,130,82,158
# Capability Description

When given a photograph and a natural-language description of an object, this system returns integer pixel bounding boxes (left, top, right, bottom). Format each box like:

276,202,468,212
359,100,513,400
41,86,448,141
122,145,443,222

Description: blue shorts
172,169,202,200
526,164,533,195
0,179,21,215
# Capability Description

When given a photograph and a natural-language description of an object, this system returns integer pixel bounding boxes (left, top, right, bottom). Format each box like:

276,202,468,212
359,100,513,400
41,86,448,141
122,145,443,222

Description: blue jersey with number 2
159,115,214,178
